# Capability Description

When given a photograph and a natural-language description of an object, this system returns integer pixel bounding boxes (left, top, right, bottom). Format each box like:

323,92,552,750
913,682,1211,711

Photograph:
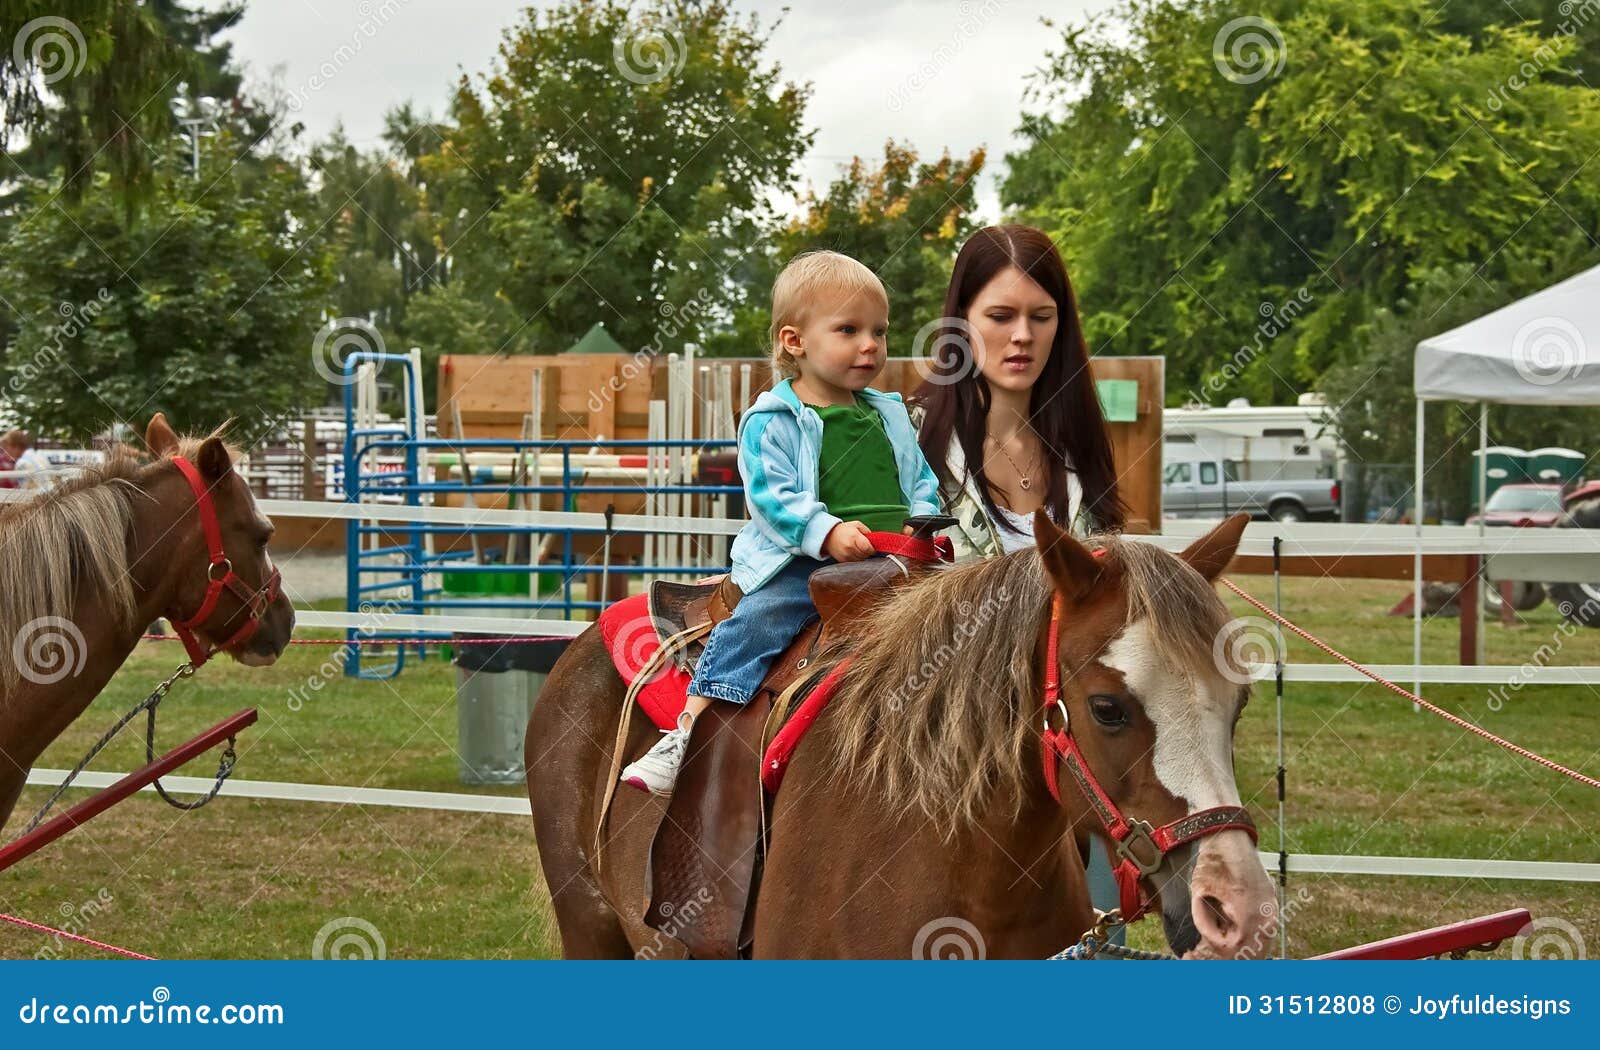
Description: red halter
168,455,282,668
1038,551,1257,923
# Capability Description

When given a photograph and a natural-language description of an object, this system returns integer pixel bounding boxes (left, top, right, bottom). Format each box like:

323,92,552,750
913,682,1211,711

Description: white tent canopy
1409,263,1600,685
1415,263,1600,405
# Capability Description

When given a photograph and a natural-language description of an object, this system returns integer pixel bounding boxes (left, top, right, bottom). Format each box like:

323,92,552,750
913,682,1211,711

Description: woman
913,224,1125,550
912,223,1128,928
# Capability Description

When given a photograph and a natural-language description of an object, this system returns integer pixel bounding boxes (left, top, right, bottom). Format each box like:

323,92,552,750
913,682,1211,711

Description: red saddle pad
596,592,848,792
597,591,691,731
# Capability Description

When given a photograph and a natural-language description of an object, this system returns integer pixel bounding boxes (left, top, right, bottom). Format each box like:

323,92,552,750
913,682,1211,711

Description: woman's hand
823,520,876,562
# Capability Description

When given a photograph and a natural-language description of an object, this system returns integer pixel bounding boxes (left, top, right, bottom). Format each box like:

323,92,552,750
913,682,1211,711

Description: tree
411,0,812,361
1,1,245,209
1004,0,1600,406
0,131,334,440
766,141,985,358
309,130,423,333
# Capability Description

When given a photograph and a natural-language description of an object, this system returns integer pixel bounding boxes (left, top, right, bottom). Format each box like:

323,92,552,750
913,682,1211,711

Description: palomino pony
0,414,295,833
526,511,1275,958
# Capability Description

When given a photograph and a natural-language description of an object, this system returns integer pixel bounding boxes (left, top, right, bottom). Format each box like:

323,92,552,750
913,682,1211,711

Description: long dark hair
914,224,1126,533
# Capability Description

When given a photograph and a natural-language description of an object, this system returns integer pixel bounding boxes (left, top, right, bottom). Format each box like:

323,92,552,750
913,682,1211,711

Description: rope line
1219,577,1600,792
0,912,154,960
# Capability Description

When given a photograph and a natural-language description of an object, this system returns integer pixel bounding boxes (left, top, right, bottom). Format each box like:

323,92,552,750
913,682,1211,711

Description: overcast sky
208,0,1112,220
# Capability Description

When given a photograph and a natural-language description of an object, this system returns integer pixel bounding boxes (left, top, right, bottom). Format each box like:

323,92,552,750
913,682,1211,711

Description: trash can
453,636,569,785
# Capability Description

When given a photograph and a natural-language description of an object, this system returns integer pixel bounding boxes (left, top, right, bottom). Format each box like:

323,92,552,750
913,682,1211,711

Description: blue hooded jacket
728,377,943,593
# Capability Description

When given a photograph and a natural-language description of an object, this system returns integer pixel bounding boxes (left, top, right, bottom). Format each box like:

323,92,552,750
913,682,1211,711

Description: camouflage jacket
909,404,1089,561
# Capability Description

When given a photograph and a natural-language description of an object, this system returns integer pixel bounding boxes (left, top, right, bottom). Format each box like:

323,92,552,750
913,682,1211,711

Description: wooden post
1458,558,1479,666
301,418,317,501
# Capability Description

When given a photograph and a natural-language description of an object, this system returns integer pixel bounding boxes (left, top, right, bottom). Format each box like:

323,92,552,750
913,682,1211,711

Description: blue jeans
688,555,824,706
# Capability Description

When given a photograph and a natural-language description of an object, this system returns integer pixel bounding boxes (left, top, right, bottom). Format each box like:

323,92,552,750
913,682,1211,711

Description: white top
993,503,1047,553
991,468,1084,552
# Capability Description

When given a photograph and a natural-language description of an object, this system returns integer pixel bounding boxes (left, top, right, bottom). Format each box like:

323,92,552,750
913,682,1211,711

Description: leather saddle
642,516,957,959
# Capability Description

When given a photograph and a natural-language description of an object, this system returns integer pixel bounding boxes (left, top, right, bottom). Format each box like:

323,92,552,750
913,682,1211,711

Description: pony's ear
1179,512,1249,581
196,436,233,481
1035,509,1102,603
145,413,179,457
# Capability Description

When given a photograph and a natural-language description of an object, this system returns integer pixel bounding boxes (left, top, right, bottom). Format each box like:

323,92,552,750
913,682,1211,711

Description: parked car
1465,483,1565,613
1163,458,1340,522
1545,480,1600,627
1463,482,1565,528
1463,482,1600,618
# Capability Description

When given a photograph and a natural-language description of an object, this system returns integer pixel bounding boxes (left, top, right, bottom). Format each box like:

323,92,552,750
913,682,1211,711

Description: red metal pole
0,708,258,875
1312,908,1531,960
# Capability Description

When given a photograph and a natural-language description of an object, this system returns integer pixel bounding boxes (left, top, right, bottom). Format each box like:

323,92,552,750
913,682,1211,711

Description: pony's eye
1088,694,1128,728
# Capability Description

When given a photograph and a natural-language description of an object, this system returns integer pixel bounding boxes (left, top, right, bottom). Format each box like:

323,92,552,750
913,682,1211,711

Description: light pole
169,95,219,177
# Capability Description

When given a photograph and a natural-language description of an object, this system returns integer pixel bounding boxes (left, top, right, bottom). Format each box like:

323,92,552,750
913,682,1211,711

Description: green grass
2,577,1597,959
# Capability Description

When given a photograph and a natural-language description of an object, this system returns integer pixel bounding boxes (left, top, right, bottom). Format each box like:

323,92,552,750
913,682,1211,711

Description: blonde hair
769,251,889,380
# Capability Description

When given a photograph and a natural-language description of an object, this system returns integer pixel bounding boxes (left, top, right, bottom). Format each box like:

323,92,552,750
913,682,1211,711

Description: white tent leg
1477,402,1487,661
1413,398,1424,708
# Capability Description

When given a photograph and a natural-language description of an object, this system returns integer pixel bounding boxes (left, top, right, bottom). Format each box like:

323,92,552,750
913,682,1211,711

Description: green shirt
808,395,910,535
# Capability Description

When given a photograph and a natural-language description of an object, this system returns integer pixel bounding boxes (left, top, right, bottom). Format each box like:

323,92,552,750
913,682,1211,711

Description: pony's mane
824,536,1234,830
0,431,230,694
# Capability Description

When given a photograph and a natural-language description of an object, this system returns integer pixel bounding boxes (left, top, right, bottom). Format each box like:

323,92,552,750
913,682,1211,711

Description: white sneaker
621,725,691,796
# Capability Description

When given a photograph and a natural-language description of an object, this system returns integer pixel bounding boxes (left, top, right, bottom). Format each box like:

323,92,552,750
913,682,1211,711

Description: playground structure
336,346,748,676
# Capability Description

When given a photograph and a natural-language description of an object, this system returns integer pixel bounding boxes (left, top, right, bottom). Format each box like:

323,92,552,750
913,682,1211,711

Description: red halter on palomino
168,455,282,667
1038,548,1257,923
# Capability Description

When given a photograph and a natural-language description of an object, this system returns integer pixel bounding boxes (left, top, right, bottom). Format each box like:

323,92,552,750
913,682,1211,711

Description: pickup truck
1163,458,1341,522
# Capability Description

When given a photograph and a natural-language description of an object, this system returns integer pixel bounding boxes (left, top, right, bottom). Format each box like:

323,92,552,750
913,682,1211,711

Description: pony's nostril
1201,894,1236,938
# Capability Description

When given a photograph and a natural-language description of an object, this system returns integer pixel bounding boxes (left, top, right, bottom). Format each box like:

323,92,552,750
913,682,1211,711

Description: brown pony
525,512,1275,958
0,414,295,833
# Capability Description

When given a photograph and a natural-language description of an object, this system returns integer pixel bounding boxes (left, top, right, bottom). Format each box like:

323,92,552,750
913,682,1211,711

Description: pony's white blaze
1102,620,1239,811
1102,618,1276,957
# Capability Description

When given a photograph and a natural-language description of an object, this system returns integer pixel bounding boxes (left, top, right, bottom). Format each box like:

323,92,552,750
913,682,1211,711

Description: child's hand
823,520,876,562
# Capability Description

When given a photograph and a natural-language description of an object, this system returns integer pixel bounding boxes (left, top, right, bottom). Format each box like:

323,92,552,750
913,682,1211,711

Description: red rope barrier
1220,577,1600,792
0,911,154,960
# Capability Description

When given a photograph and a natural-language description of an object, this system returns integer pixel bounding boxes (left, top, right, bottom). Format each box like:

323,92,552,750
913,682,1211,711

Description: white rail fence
269,501,1600,684
22,769,1600,884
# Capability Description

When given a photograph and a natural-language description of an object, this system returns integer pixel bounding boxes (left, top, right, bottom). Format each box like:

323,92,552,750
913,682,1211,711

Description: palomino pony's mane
0,431,232,694
824,536,1236,829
